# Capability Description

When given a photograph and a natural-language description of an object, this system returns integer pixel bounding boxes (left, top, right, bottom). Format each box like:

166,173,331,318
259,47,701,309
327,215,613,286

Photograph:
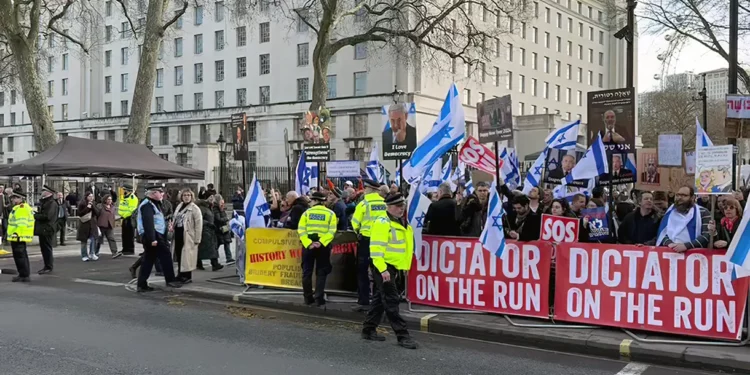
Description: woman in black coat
77,192,101,262
197,198,223,271
212,195,234,264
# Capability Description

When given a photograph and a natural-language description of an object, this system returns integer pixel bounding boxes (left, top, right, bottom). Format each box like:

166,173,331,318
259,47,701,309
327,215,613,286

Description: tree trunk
9,36,57,151
309,41,331,111
125,0,169,144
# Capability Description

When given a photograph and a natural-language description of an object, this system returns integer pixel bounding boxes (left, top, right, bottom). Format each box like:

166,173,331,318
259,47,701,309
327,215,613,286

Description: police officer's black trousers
11,242,30,278
121,218,135,254
138,236,176,288
356,236,371,305
363,264,409,339
301,245,332,303
39,233,54,270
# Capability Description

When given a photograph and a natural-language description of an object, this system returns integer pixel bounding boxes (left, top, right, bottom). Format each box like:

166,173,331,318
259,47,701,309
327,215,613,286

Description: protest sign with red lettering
458,136,502,175
540,214,579,243
554,243,749,340
407,235,553,319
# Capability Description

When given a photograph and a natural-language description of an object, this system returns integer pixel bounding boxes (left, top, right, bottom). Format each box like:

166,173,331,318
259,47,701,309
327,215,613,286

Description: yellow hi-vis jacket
297,205,338,248
369,215,414,273
351,192,387,237
118,194,139,219
8,203,35,243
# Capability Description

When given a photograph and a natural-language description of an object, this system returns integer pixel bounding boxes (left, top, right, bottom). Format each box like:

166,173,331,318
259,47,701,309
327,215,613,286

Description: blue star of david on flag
415,212,426,228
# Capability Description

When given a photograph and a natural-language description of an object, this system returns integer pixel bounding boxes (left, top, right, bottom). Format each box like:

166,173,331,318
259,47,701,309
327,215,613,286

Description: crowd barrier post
206,275,245,287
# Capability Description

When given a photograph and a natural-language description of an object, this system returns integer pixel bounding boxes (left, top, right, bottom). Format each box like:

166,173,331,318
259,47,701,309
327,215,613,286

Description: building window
105,25,113,41
518,75,525,93
175,66,183,86
174,38,183,57
544,32,550,48
327,75,337,99
62,54,69,70
107,130,116,141
354,72,367,96
576,90,582,106
520,48,526,66
577,67,582,82
62,78,68,96
577,45,583,59
120,73,129,92
104,76,112,93
215,30,224,50
156,96,164,112
507,43,513,61
215,90,224,108
248,121,257,142
10,90,15,104
48,105,54,118
543,82,549,98
121,21,132,38
194,93,203,109
91,131,99,140
200,124,210,144
260,22,270,43
555,85,560,101
106,0,112,16
105,50,111,67
175,10,183,28
194,34,203,54
599,30,604,44
587,70,593,85
237,88,247,106
506,71,513,90
215,60,224,81
531,78,537,96
194,5,203,25
259,86,270,104
9,114,14,126
175,94,183,111
215,1,224,21
121,47,129,65
160,127,169,145
104,102,112,117
588,48,593,63
47,56,54,73
599,52,604,66
237,57,247,77
531,52,537,70
121,100,129,115
462,89,471,105
556,37,561,52
297,78,309,101
566,87,571,104
598,73,603,88
494,67,500,86
179,125,192,144
589,27,594,41
566,64,572,79
297,43,309,66
519,102,525,115
156,68,164,87
236,26,247,46
354,43,367,59
194,63,203,83
543,57,549,73
297,9,309,32
259,54,270,75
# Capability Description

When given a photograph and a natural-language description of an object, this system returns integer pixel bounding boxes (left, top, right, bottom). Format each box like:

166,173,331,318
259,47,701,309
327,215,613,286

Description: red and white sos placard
540,214,579,243
458,136,503,175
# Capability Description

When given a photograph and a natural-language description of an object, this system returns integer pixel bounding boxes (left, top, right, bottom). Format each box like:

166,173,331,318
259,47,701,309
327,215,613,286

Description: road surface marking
420,313,437,332
72,278,128,287
619,338,633,358
616,362,649,375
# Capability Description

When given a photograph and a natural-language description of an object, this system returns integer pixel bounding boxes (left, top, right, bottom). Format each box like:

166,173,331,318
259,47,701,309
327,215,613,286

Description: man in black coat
424,183,461,236
35,185,59,274
284,191,309,230
618,192,661,245
54,191,71,246
506,195,542,242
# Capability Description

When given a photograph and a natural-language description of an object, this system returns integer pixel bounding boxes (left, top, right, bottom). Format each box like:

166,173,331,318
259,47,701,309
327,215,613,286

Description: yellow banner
244,228,304,289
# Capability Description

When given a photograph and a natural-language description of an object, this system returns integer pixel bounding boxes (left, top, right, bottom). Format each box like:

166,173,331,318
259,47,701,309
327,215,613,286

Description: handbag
80,212,92,223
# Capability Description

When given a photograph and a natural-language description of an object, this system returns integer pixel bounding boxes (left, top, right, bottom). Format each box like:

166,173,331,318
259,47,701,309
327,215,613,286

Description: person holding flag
480,182,507,258
361,193,417,350
351,178,388,312
297,191,338,306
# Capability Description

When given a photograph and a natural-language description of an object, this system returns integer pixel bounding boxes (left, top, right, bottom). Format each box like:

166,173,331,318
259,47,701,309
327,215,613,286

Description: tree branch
27,0,41,42
293,7,320,34
115,0,138,38
46,0,89,52
162,1,188,32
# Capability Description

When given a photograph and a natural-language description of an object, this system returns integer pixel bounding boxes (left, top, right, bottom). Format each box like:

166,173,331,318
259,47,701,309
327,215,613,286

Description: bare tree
120,0,188,144
639,0,750,92
0,0,94,151
639,83,725,149
245,0,528,111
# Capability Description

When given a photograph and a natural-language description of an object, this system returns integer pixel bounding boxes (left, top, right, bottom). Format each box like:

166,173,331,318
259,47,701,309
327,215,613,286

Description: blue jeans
80,235,97,257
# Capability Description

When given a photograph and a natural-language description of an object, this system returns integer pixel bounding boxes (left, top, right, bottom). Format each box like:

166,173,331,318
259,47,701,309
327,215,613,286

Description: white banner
326,160,361,177
727,95,750,119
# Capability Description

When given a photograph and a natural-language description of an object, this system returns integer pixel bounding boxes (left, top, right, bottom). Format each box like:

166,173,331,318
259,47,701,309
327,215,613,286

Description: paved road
0,266,718,375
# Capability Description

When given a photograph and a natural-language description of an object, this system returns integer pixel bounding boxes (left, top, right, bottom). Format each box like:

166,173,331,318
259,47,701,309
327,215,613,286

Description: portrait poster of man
300,108,332,145
231,112,249,161
586,88,635,155
635,148,669,191
544,148,587,187
599,153,636,185
477,95,513,143
695,145,734,194
381,102,417,160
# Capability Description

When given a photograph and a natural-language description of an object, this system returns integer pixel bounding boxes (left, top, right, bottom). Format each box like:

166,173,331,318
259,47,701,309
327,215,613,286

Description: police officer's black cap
123,184,134,190
363,178,380,189
385,193,406,206
10,191,26,199
310,192,327,201
42,185,56,194
145,184,164,192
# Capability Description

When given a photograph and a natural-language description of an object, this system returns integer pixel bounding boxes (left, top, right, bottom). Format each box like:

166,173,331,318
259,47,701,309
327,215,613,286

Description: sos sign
458,136,503,175
540,214,579,243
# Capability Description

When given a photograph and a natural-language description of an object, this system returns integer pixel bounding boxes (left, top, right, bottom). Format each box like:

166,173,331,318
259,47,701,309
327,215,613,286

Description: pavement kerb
158,284,750,373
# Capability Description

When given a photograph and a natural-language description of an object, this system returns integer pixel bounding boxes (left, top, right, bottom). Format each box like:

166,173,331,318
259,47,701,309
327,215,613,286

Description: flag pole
399,159,404,194
494,141,501,188
607,131,615,217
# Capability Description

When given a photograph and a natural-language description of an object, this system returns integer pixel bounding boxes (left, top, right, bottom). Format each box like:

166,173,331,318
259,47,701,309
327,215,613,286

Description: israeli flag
499,147,520,190
452,160,466,184
407,183,432,260
545,119,581,150
696,117,713,148
724,201,750,279
655,204,702,246
310,164,319,189
229,211,246,239
562,134,608,185
441,155,456,191
244,173,270,228
393,169,401,185
465,178,475,195
479,182,507,257
624,154,637,175
295,151,312,195
419,160,442,194
367,142,382,183
402,83,465,184
522,149,547,195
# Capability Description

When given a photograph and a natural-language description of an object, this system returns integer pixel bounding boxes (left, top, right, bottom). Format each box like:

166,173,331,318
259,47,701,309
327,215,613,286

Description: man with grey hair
713,166,733,193
424,182,460,236
382,103,416,157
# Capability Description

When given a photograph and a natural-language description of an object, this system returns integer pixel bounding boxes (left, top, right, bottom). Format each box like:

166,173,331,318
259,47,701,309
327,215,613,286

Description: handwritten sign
657,134,683,167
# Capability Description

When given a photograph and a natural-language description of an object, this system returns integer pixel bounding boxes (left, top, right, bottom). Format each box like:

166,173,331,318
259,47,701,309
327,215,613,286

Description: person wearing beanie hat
350,178,389,312
327,188,348,231
297,191,338,306
361,193,417,349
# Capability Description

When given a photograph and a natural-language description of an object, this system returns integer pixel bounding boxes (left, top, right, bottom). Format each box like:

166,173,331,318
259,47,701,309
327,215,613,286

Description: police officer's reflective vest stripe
298,205,338,248
369,216,414,273
136,199,166,236
351,193,387,237
118,194,139,218
7,203,35,243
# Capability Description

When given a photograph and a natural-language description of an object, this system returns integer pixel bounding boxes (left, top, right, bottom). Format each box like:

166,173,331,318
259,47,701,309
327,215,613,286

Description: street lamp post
692,73,708,131
217,131,228,196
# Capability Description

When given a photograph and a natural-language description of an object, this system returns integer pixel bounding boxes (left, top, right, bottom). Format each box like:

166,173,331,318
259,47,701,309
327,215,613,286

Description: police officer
297,191,338,306
118,184,139,257
361,193,417,349
351,178,388,311
35,185,59,275
136,185,181,292
8,191,34,282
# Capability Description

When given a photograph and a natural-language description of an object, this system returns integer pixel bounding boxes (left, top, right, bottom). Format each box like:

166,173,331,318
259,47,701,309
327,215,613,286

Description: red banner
407,236,553,319
458,136,502,175
554,243,749,340
540,214,579,243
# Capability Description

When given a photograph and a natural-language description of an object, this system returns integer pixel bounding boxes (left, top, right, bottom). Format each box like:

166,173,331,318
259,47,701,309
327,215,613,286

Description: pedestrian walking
350,179,388,312
361,193,417,349
54,191,70,246
77,192,101,262
136,185,181,292
171,189,202,283
118,184,139,256
35,185,59,274
213,195,235,265
297,191,338,306
97,195,119,256
7,191,34,282
196,197,223,271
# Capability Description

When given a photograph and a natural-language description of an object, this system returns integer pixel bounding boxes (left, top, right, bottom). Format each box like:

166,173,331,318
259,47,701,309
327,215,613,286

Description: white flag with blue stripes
479,182,507,257
465,178,475,195
402,83,465,184
419,160,442,194
295,151,312,195
229,211,246,239
441,155,456,191
725,200,750,279
244,173,270,228
522,149,547,195
696,117,713,148
452,160,466,184
499,147,520,190
562,134,608,185
545,119,580,150
366,142,382,183
407,184,432,260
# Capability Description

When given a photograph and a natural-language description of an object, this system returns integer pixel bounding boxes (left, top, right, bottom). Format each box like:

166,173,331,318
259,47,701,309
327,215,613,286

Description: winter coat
35,195,59,237
171,201,202,272
459,194,487,237
197,201,219,260
232,193,245,211
76,202,101,241
96,203,116,229
284,197,309,230
425,196,461,237
213,205,232,244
